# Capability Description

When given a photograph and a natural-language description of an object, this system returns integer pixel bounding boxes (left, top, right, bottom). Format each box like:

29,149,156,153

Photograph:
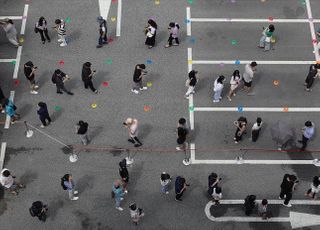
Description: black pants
129,137,142,145
279,189,292,205
84,80,96,92
39,29,50,42
56,84,70,94
301,135,309,150
251,129,260,142
175,191,184,200
168,35,179,46
235,128,242,142
40,116,52,126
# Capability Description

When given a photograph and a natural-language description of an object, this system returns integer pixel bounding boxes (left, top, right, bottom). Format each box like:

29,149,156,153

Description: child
251,117,263,142
160,172,171,194
129,203,144,225
305,176,320,199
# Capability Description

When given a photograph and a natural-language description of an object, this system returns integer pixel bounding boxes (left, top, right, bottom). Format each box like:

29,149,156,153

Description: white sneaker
1,110,4,113
71,197,79,201
34,85,39,89
124,190,128,194
30,90,38,94
40,125,45,128
140,87,147,91
131,89,139,94
165,191,169,194
213,100,220,103
176,147,181,151
120,197,124,201
74,190,78,195
116,207,123,211
57,39,63,42
283,203,292,207
60,43,67,47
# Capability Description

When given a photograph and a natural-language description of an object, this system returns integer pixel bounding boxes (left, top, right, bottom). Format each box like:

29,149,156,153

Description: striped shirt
57,21,66,36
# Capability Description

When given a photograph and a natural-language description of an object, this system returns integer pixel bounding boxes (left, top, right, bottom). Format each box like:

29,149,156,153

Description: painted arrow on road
205,200,320,229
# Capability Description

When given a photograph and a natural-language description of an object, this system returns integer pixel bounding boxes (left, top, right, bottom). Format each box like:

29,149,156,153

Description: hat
97,16,104,22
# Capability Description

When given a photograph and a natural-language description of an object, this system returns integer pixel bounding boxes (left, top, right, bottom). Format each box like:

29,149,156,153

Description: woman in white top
129,203,144,225
227,70,241,101
251,117,263,142
213,75,225,103
0,168,24,195
144,19,157,49
0,19,19,47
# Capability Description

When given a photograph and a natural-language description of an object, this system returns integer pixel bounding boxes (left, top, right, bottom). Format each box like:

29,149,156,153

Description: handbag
265,37,271,43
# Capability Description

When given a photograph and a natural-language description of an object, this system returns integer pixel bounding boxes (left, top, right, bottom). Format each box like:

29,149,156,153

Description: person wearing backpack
61,174,79,201
165,22,180,48
119,159,129,193
129,203,145,225
96,16,108,48
37,102,51,128
29,201,48,222
244,195,256,216
160,172,171,194
35,16,50,44
175,176,189,201
52,69,73,95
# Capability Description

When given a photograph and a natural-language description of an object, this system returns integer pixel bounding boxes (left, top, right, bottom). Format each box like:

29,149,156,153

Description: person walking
0,86,6,113
4,98,20,124
259,24,275,51
242,61,258,95
75,120,89,145
119,159,129,193
144,19,157,49
0,168,25,195
233,116,247,144
211,186,222,205
52,69,73,95
160,172,171,194
112,180,125,211
129,203,145,225
24,61,39,94
185,70,198,99
0,19,19,47
208,172,221,196
213,75,225,103
298,121,315,151
175,176,189,201
279,174,296,207
123,118,143,147
35,16,51,44
82,62,98,93
165,22,180,48
61,174,79,201
227,70,241,101
54,19,67,47
305,176,320,199
251,117,263,142
304,64,320,92
131,64,148,94
29,201,48,222
176,119,188,151
258,199,269,219
96,16,108,48
37,102,51,128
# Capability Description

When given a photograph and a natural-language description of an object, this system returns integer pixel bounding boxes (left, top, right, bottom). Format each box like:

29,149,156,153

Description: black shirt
281,174,294,192
82,66,92,82
24,66,34,81
77,122,88,134
133,69,142,83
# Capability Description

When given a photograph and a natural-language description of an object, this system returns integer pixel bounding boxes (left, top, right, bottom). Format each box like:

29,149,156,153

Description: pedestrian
211,186,222,205
123,118,143,147
96,16,108,48
160,172,171,194
208,172,221,196
227,70,242,101
213,75,225,103
298,121,315,151
279,174,296,207
119,159,129,193
24,61,39,94
37,102,51,128
0,86,6,113
242,61,258,95
233,116,247,144
251,117,263,142
0,168,25,195
129,203,145,225
131,64,148,94
112,180,125,211
165,22,180,48
61,174,79,201
35,16,51,44
175,176,189,201
144,19,157,49
82,62,98,93
75,120,89,145
304,64,320,92
244,194,256,216
305,176,320,199
258,199,269,219
4,98,20,124
185,70,198,99
29,201,48,222
52,69,73,95
259,24,275,51
54,19,67,47
0,18,19,47
176,119,188,151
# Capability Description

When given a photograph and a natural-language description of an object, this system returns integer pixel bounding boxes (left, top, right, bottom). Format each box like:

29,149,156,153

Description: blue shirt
303,126,315,139
63,180,74,191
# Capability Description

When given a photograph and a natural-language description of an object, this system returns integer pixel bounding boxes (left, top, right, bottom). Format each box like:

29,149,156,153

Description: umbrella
270,121,295,146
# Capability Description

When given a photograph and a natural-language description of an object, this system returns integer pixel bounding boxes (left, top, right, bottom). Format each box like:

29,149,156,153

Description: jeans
79,134,89,145
161,184,169,193
132,81,142,91
259,35,271,51
213,89,222,101
68,189,75,199
175,191,184,200
98,34,107,45
58,34,67,46
115,197,121,208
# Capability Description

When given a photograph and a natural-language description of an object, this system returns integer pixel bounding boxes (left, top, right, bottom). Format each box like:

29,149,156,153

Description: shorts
243,80,252,87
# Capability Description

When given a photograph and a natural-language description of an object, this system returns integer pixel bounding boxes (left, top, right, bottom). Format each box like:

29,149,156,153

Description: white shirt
0,168,14,188
146,26,156,38
252,122,263,131
243,64,254,83
214,79,224,92
211,188,222,200
129,119,138,137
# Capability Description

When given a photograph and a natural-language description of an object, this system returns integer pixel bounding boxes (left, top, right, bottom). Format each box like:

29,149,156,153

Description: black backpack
61,174,69,190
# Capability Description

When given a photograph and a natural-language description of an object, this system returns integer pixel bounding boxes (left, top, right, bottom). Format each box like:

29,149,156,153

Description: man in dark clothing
96,16,108,48
131,64,147,94
208,172,220,196
304,64,320,91
29,201,48,222
0,86,6,113
76,120,89,145
279,174,296,207
37,102,51,128
24,61,39,94
119,159,129,193
52,69,73,95
82,62,98,93
176,125,188,151
175,176,189,201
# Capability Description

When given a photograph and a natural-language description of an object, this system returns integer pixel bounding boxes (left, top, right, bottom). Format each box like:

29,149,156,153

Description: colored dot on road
188,60,193,64
185,19,191,24
144,105,151,112
273,80,279,86
283,107,289,112
155,0,160,5
108,37,113,43
102,81,109,87
219,63,224,68
231,40,237,45
14,79,20,86
230,0,236,3
300,0,306,5
91,103,97,109
190,37,196,44
312,39,318,44
19,37,24,43
235,60,240,65
65,17,71,23
188,0,193,4
58,60,65,65
189,106,194,112
54,106,61,111
22,16,27,20
268,16,273,21
111,0,117,3
271,37,276,43
146,59,153,64
147,82,152,87
11,60,16,65
105,59,113,64
111,17,116,22
237,106,243,112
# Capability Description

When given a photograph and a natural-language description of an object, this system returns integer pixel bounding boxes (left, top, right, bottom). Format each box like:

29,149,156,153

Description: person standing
258,199,269,219
131,64,148,94
298,121,315,151
24,61,39,94
165,22,180,48
211,187,222,205
279,174,295,207
244,195,256,216
0,19,19,47
112,180,125,211
29,201,48,222
176,119,188,151
4,98,20,124
52,69,73,95
185,70,198,99
213,75,225,103
35,16,51,44
82,62,98,93
175,176,189,201
144,19,157,49
304,64,320,92
119,159,129,193
305,176,320,199
54,19,67,47
242,61,258,95
259,24,275,51
37,102,51,128
96,16,108,48
160,172,171,194
0,86,6,113
62,174,79,201
129,203,145,225
251,117,263,142
0,168,25,195
227,70,241,101
75,120,89,145
208,172,221,196
233,116,247,144
124,118,143,147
